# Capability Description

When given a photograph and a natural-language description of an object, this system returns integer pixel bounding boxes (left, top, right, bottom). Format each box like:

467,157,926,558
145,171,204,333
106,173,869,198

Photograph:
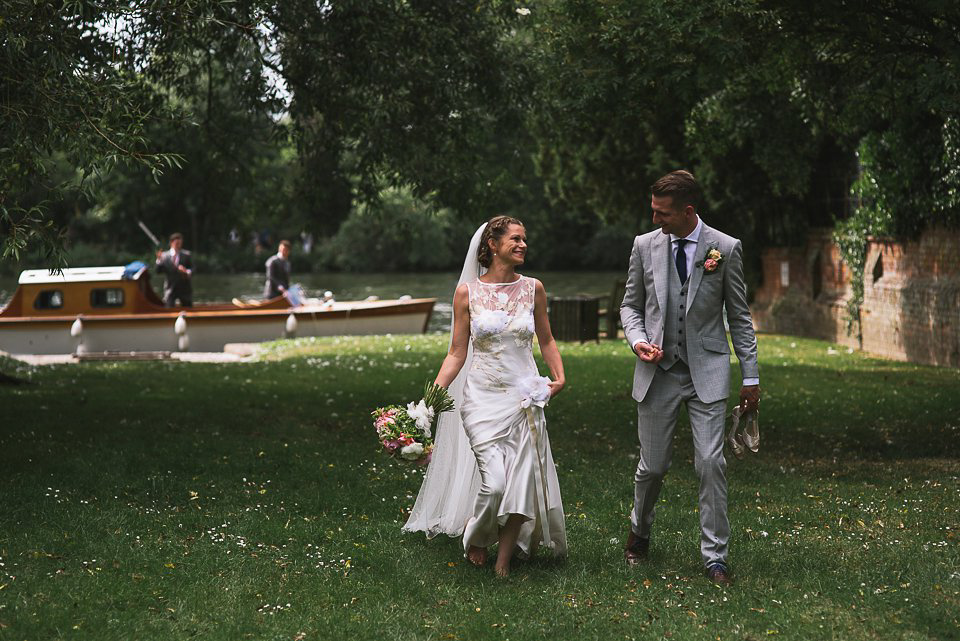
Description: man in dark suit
155,232,194,307
263,239,292,299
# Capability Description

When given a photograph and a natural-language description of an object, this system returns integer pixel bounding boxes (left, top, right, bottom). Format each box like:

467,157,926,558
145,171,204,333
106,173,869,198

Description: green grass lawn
1,334,958,640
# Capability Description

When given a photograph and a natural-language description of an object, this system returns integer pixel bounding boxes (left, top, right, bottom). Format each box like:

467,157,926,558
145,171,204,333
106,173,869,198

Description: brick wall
751,227,960,367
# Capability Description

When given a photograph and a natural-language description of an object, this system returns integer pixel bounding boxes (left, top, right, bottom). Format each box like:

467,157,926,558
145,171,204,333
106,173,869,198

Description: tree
528,0,959,265
89,45,291,258
263,0,536,230
0,1,284,263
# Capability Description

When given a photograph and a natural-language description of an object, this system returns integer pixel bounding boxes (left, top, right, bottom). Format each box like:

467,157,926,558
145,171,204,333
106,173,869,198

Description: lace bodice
467,277,536,353
465,275,537,391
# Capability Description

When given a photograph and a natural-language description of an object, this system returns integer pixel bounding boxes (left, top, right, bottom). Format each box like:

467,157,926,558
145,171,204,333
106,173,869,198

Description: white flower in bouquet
405,399,435,438
519,375,552,409
400,442,425,460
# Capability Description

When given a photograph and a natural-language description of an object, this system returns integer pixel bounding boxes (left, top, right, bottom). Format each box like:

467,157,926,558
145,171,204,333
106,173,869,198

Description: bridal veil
402,223,486,537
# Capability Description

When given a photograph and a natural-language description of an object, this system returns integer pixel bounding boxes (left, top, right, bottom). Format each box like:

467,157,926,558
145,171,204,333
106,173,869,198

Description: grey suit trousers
631,360,728,567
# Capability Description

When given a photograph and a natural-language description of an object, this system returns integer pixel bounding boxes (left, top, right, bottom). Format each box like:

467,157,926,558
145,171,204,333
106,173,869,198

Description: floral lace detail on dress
467,277,536,355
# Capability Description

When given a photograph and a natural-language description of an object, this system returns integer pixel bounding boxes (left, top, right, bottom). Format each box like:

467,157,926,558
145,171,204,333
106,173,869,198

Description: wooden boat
0,265,435,355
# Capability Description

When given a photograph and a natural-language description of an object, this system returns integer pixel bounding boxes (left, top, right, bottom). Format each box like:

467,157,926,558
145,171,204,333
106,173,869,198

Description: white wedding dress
403,225,566,559
459,276,567,556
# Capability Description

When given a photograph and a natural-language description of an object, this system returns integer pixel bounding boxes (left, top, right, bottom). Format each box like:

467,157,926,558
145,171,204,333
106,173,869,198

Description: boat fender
71,316,85,354
174,313,189,351
174,313,187,336
285,313,298,338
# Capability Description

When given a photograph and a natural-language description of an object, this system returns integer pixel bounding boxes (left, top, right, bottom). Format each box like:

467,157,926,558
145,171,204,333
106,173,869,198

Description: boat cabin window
34,289,64,310
91,288,125,308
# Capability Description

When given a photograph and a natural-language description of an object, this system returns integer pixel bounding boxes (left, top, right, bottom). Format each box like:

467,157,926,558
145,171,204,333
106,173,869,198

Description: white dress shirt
671,218,702,280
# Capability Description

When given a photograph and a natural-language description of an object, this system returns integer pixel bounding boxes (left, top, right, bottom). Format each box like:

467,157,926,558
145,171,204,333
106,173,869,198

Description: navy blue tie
675,238,688,284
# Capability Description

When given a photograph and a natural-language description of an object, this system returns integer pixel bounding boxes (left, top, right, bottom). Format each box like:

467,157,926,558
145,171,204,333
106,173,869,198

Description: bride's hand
548,379,565,399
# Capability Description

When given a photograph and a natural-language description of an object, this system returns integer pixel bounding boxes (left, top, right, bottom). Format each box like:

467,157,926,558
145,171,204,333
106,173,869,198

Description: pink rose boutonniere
698,247,724,273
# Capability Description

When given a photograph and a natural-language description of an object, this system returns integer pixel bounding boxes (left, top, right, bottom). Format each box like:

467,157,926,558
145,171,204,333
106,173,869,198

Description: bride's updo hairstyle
477,215,524,268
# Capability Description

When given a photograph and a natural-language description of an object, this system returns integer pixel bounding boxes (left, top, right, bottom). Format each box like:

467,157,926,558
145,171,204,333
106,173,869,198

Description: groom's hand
739,385,760,414
634,341,663,364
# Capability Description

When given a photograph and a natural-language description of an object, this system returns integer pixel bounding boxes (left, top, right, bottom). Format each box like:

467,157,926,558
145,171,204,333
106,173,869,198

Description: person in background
264,240,292,300
155,232,193,307
300,230,314,254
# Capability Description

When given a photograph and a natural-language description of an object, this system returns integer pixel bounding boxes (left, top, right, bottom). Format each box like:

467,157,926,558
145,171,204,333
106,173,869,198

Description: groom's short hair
651,170,702,213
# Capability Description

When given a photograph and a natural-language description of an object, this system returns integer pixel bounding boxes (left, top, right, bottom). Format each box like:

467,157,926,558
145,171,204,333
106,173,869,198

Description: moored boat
0,265,435,354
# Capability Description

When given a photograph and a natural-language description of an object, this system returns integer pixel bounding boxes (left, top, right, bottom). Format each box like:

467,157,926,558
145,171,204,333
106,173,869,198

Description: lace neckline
477,275,523,286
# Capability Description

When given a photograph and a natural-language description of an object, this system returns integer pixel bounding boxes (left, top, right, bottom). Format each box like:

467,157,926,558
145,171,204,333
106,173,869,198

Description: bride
403,215,567,577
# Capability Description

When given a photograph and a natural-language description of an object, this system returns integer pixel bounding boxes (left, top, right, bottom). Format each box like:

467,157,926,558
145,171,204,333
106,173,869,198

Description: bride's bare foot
467,545,488,567
493,514,524,578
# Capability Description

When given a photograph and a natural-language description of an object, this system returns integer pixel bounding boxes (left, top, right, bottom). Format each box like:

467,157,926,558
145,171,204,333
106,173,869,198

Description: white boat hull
0,300,434,355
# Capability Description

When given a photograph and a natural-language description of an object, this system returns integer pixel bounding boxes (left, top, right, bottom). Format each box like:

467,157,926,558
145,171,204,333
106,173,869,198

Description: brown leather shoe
706,563,732,586
624,531,649,565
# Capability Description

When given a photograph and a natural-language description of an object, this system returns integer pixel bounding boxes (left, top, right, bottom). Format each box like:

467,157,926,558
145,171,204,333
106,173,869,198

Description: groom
620,170,760,585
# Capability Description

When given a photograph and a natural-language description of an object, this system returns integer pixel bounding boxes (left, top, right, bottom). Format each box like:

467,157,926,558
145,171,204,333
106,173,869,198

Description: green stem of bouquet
423,380,455,415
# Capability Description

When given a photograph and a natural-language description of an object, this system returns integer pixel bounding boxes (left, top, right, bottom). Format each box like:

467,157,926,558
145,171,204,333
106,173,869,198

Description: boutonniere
696,247,724,273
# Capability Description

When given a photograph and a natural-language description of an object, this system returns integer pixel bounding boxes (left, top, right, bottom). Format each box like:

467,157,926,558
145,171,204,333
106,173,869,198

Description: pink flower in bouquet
703,258,718,272
375,410,397,429
398,434,415,446
382,439,400,453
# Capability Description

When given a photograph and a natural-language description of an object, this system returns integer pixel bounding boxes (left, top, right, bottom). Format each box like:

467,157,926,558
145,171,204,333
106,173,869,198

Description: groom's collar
670,217,703,244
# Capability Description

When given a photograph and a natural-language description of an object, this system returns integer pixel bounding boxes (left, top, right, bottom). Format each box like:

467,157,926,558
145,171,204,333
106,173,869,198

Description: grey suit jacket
620,222,759,404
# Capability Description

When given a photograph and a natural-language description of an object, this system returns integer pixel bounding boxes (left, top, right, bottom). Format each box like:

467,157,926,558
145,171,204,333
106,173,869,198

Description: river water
0,270,624,333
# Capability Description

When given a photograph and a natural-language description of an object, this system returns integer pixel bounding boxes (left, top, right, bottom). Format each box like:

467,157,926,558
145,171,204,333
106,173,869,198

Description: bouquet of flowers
372,381,455,465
